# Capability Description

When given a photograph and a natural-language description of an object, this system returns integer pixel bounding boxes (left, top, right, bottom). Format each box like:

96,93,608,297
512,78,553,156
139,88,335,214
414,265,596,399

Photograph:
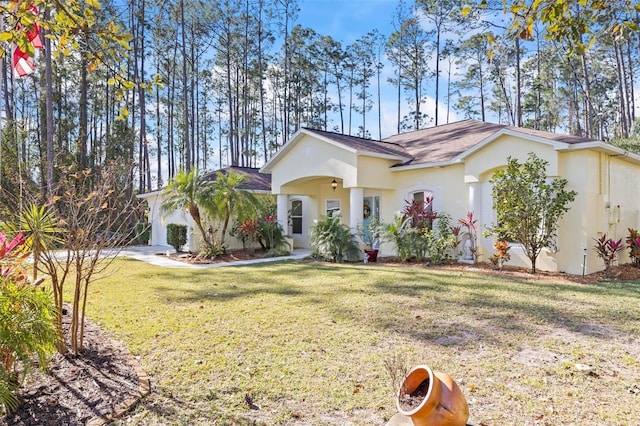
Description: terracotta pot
364,248,378,262
396,365,469,426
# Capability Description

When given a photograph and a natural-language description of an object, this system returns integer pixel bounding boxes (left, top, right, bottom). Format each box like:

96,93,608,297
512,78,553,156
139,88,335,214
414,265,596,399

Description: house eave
563,141,640,165
355,150,411,163
391,159,462,171
137,189,163,199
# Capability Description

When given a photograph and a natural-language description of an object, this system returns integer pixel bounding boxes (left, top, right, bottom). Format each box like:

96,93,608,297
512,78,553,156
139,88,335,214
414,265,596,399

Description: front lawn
85,259,640,425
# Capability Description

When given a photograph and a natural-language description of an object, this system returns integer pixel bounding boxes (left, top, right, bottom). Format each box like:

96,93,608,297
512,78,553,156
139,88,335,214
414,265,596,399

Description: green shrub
0,232,57,414
384,211,456,264
258,215,290,255
167,223,187,252
199,244,224,259
135,222,151,245
309,215,360,262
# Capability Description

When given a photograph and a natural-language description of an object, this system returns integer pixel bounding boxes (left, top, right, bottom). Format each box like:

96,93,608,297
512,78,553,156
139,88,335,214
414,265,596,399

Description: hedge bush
167,223,187,252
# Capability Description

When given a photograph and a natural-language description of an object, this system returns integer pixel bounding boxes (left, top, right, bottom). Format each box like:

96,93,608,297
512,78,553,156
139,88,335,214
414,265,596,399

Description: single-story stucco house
260,119,640,275
138,166,272,252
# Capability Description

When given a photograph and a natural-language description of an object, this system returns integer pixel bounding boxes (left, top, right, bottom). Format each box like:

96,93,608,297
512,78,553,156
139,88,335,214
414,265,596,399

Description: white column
277,194,289,231
349,187,364,231
469,182,481,215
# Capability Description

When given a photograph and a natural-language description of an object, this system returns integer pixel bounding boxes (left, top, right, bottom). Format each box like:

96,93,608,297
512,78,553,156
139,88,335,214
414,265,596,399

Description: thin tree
489,153,577,274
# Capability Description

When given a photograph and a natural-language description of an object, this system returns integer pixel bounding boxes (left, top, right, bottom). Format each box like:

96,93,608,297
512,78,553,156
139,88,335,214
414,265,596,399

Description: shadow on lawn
149,261,337,303
143,258,639,345
359,265,640,344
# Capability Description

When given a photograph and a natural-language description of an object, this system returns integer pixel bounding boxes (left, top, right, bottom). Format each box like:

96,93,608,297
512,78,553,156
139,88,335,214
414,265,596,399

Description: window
409,190,434,230
290,199,302,235
326,199,341,217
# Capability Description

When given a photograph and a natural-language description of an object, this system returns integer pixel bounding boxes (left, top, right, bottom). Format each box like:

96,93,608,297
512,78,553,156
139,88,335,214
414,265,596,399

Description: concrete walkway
118,245,312,268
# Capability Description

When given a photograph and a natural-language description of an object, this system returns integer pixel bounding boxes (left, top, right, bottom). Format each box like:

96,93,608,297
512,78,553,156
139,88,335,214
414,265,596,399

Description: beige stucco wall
465,135,559,181
267,130,640,274
270,134,358,192
391,164,469,221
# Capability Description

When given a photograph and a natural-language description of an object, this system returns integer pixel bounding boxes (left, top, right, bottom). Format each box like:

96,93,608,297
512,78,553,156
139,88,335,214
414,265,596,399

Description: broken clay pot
395,364,469,426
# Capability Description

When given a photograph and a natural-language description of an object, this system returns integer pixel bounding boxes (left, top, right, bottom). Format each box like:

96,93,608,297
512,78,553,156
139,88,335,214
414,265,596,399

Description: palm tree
161,169,212,249
201,171,258,249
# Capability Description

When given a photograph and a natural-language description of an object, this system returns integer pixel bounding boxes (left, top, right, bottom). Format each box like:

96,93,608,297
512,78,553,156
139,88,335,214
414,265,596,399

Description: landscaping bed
157,248,276,264
0,308,141,426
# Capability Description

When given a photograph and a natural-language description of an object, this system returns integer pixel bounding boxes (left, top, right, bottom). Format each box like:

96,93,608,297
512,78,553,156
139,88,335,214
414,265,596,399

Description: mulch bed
0,308,143,426
158,248,273,264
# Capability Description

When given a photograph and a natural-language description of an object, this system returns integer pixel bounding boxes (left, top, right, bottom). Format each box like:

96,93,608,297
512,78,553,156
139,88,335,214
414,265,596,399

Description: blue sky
295,0,461,138
297,0,399,45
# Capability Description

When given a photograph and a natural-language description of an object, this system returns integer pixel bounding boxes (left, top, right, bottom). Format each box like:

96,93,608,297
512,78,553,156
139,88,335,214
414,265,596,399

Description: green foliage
0,232,57,414
257,215,290,255
309,215,360,262
485,1,637,56
162,169,212,250
135,222,151,245
357,217,384,249
426,213,457,265
2,204,61,280
200,171,258,250
489,153,577,274
167,224,187,252
384,199,455,264
385,214,421,261
199,244,224,259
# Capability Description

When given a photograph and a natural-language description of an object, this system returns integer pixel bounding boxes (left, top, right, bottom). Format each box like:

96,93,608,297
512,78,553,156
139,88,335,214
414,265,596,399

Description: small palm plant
309,215,360,262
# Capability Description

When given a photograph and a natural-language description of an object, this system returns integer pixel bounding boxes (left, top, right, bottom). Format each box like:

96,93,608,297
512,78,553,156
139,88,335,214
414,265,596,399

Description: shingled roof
382,119,599,166
203,166,271,192
301,128,410,159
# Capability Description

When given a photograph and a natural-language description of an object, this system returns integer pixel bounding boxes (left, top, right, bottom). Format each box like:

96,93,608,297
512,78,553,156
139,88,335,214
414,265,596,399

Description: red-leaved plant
402,197,437,231
626,228,640,267
594,234,625,272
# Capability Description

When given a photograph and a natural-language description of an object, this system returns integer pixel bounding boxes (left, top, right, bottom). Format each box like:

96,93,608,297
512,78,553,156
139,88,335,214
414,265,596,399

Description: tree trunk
44,7,54,201
179,0,191,171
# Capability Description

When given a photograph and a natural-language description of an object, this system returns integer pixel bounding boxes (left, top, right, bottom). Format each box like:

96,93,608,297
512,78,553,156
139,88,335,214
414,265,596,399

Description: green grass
81,259,640,425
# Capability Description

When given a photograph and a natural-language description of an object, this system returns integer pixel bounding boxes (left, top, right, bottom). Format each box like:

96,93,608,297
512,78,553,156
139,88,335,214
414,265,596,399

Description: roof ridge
302,127,382,143
383,119,496,140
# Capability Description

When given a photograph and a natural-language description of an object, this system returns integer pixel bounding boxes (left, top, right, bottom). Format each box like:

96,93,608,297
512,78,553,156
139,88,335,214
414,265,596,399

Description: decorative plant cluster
453,211,478,262
626,228,640,267
489,240,512,269
594,234,625,273
256,215,290,256
309,215,360,262
0,232,57,413
385,198,456,264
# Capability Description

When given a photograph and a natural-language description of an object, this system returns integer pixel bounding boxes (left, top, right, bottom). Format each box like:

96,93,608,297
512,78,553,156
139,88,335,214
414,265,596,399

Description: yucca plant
309,215,360,262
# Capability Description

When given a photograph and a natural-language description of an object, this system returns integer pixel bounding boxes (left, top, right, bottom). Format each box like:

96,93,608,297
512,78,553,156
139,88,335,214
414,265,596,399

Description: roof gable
261,128,410,172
